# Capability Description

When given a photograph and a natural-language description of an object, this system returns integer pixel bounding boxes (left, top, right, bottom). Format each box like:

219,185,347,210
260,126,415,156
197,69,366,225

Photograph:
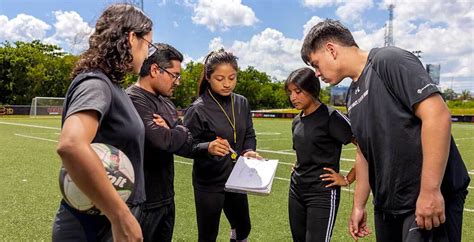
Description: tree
459,90,471,101
0,40,77,104
442,88,457,101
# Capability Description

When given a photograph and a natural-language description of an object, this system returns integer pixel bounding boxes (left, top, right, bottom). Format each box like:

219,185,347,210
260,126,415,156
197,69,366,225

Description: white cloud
214,28,304,81
173,21,179,28
182,54,195,67
303,0,338,8
208,37,224,50
0,14,51,41
0,11,92,54
303,0,374,23
191,0,258,31
336,0,373,22
45,11,93,54
303,16,324,36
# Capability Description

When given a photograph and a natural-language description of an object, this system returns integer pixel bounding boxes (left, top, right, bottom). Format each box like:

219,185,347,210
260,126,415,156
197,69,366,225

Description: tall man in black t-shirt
301,19,470,242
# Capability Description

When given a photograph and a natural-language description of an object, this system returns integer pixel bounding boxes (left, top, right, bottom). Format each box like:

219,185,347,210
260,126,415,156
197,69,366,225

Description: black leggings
194,189,251,242
288,187,340,242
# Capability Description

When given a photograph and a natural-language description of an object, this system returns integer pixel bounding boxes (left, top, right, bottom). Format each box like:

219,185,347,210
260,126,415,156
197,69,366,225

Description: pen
216,136,238,160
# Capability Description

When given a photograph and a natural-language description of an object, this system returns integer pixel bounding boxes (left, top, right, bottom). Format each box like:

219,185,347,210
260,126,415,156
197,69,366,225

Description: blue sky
0,0,473,92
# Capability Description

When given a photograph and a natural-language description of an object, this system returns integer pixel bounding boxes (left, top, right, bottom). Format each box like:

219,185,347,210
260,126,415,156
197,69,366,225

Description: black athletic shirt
61,70,145,205
291,104,353,192
346,47,470,214
183,90,256,192
126,85,194,209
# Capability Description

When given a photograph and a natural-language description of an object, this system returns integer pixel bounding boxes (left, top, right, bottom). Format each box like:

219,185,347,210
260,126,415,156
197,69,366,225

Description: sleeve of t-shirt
128,90,191,154
372,47,440,111
328,110,353,145
183,104,210,157
64,78,111,123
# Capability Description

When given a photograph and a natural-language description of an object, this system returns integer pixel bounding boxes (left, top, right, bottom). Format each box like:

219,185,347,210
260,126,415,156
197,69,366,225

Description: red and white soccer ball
59,143,135,214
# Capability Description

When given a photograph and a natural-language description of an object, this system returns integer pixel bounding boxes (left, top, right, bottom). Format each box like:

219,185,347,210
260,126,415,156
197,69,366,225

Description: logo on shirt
347,89,369,113
417,83,437,94
355,87,360,95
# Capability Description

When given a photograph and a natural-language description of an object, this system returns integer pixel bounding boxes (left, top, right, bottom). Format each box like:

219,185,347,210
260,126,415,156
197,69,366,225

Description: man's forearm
420,114,450,192
354,146,370,209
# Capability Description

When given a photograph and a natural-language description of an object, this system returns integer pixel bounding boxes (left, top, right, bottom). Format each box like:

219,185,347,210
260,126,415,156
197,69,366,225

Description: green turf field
0,116,473,241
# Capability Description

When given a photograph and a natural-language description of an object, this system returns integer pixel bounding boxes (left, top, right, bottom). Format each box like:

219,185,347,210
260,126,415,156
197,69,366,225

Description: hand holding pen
216,136,238,160
208,137,231,157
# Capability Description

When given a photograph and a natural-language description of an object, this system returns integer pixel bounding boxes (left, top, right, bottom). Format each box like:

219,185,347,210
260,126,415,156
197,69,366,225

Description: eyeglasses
156,64,181,82
140,37,181,82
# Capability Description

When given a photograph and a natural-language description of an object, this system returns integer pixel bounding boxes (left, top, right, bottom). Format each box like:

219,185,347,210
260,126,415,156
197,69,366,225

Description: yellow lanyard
208,89,236,144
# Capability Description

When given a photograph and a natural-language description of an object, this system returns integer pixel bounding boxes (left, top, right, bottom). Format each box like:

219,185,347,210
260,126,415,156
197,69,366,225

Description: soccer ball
59,143,135,214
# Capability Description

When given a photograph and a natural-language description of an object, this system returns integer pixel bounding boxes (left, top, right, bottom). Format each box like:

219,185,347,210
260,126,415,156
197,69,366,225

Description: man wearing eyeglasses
125,43,191,241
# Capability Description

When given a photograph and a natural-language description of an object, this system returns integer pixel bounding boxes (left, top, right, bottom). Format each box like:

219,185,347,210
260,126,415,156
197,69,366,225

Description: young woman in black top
183,49,260,242
52,3,152,241
285,67,359,242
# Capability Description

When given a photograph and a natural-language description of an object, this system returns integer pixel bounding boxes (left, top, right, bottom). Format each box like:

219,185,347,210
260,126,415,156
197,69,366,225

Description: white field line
469,171,474,175
455,137,474,141
258,149,355,162
276,147,356,153
14,133,58,143
0,121,60,130
7,134,474,213
255,132,281,135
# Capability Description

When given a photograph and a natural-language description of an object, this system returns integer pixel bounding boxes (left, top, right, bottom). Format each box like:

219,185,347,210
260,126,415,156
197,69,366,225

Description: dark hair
198,48,238,95
71,3,152,83
139,43,183,77
301,19,358,65
284,67,320,102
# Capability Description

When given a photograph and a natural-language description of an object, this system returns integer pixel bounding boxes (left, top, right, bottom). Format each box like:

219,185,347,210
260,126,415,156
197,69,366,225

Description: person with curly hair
52,3,152,242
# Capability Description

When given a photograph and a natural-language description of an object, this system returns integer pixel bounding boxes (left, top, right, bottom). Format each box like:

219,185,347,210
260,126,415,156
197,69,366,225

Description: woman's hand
208,138,230,157
153,114,169,129
320,167,348,187
242,150,263,159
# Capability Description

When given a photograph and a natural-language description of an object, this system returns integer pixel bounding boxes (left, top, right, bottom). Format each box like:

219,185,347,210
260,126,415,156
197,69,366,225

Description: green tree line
0,41,290,110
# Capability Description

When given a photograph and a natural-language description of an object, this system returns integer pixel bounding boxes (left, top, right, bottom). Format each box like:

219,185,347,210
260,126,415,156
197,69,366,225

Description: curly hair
197,48,238,95
71,3,152,83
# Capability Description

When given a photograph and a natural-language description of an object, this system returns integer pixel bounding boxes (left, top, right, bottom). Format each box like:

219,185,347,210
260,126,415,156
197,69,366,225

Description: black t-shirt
62,70,145,205
291,104,353,192
183,90,257,192
126,85,193,209
346,47,470,214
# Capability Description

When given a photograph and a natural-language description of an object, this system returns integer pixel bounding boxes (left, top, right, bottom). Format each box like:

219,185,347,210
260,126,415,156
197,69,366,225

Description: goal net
29,97,65,117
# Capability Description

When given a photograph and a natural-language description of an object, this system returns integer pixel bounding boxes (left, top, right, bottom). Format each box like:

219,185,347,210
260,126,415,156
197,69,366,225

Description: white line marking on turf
468,171,474,175
258,149,355,162
455,137,474,141
175,160,354,193
0,121,60,130
14,133,58,143
255,132,281,135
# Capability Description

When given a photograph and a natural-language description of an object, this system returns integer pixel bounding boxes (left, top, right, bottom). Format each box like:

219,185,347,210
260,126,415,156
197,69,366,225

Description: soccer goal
29,97,65,117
